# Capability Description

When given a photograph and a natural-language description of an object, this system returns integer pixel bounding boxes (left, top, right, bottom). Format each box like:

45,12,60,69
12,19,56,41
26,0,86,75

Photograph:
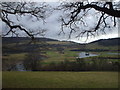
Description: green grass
3,71,118,88
43,50,78,63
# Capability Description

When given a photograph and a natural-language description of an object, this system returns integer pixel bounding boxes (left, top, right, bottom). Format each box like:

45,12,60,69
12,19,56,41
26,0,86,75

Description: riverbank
2,71,118,88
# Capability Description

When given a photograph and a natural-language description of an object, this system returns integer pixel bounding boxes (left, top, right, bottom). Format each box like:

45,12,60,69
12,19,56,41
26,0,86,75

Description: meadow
2,71,119,88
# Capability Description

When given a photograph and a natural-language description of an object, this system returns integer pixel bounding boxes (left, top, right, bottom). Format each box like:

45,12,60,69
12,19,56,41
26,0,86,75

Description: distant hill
2,37,59,43
2,37,120,53
89,38,120,46
2,37,120,46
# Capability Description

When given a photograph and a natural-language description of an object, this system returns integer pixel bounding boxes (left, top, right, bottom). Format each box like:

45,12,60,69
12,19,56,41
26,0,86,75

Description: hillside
89,38,120,46
2,37,59,44
2,37,119,52
2,37,120,46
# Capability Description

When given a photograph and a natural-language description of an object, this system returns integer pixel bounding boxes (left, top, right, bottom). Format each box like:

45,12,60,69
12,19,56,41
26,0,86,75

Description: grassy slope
3,71,118,88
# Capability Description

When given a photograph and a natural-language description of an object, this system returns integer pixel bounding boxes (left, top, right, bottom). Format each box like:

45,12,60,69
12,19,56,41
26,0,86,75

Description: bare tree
58,1,120,40
1,1,120,40
1,2,49,39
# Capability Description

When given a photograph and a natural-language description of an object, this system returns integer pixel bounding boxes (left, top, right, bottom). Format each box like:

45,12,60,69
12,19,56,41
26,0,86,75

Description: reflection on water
16,62,26,71
78,52,98,58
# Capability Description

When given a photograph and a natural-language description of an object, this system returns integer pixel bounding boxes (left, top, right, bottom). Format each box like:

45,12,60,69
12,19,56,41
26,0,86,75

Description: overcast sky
1,1,120,43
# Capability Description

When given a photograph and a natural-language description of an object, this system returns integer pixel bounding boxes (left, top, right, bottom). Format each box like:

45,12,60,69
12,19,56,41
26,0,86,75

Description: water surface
77,52,98,58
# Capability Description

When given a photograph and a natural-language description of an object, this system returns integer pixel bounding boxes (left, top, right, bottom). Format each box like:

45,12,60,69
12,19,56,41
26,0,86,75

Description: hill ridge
2,37,120,46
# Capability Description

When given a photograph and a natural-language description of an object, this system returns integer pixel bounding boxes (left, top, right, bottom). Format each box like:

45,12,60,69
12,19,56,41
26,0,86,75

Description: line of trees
23,57,119,71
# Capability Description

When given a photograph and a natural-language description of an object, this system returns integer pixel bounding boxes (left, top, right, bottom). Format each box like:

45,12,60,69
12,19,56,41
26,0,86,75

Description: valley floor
2,71,119,88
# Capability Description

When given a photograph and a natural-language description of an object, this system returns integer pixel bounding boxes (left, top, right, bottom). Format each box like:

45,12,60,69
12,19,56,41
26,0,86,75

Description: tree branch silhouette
1,2,49,38
59,2,120,40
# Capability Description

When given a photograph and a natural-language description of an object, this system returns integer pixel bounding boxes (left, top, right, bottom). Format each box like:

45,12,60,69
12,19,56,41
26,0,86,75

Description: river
77,52,98,58
77,52,119,58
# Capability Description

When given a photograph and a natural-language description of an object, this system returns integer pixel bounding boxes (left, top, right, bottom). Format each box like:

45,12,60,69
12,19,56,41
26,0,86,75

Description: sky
1,1,120,43
2,0,120,2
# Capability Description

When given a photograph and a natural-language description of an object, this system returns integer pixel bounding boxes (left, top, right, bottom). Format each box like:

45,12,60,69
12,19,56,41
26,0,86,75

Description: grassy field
43,50,78,63
3,71,118,88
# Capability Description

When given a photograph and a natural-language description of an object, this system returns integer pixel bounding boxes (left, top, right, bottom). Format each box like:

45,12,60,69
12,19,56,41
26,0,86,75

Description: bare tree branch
1,2,49,38
58,2,120,40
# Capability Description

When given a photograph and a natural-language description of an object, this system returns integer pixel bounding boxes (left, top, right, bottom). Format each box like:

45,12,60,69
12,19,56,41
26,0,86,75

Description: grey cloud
2,2,119,43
